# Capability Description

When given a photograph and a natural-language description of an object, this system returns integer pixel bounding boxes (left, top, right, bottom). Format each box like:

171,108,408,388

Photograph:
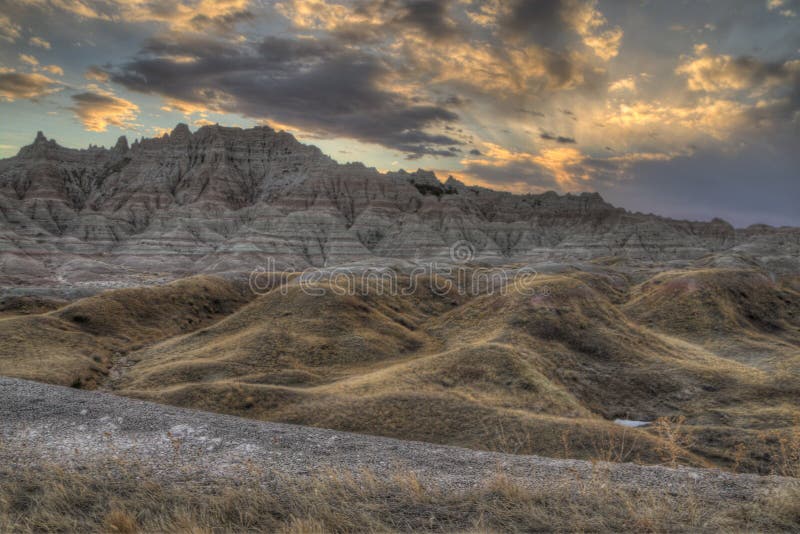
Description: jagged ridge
0,124,798,285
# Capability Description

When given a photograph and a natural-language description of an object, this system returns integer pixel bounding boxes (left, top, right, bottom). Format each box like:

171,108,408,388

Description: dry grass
0,276,252,387
0,295,67,317
2,267,799,476
0,459,798,533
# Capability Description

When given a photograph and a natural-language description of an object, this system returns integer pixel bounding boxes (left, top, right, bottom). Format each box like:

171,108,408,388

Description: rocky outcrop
0,124,797,286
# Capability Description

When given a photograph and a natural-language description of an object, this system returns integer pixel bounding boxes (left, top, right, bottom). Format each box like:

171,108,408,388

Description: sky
0,0,798,227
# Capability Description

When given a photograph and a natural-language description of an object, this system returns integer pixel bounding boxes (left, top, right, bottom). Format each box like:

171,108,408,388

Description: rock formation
1,124,798,286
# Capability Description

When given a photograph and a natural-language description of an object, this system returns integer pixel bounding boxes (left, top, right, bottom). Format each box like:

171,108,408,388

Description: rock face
1,124,798,285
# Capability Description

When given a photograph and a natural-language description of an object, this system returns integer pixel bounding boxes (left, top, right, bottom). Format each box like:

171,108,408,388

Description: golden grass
2,267,799,475
0,276,252,387
1,458,798,533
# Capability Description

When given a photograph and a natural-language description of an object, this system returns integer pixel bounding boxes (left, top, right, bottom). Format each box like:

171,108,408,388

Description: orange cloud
70,89,139,131
532,146,588,187
276,0,382,31
601,97,749,141
569,0,623,60
462,143,589,188
608,76,637,93
159,92,236,116
84,66,110,82
19,54,39,66
20,0,252,32
676,46,799,93
41,64,64,76
29,36,51,49
0,14,21,43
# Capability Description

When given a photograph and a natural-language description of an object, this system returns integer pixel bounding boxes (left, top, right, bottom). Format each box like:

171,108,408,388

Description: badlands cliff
1,124,798,286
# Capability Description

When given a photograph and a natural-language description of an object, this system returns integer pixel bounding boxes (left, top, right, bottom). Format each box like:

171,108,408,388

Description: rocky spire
113,135,129,154
16,131,56,158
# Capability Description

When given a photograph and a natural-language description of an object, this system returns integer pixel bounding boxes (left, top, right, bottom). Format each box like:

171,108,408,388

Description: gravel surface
1,376,796,502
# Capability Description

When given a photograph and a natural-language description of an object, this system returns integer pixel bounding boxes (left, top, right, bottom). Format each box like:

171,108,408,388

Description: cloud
766,0,797,17
498,0,566,42
276,0,462,40
42,64,64,75
0,70,61,101
69,89,139,131
677,47,800,93
19,54,39,66
29,36,51,49
460,143,587,188
609,76,637,93
601,99,749,141
671,46,800,134
0,14,21,43
18,0,253,33
389,0,460,39
104,34,461,156
17,53,64,77
458,139,685,194
84,65,110,82
490,0,622,60
540,132,576,144
276,0,612,98
530,146,589,187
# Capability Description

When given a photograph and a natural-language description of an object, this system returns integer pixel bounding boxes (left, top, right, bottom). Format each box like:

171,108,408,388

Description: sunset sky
0,0,798,226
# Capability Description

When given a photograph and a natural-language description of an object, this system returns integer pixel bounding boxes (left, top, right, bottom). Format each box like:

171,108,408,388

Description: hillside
2,263,798,476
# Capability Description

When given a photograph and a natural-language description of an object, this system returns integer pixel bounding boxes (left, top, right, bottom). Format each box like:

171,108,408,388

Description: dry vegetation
1,458,798,533
0,276,252,387
1,266,798,476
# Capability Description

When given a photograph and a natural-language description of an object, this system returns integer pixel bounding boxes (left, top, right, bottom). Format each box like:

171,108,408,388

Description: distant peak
444,175,466,188
171,123,192,139
16,130,59,158
406,168,441,186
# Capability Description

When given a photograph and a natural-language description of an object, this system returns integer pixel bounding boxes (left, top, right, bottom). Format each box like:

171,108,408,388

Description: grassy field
1,458,798,533
1,266,798,475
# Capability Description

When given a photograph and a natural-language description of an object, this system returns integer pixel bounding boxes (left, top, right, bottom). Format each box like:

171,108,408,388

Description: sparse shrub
652,415,694,467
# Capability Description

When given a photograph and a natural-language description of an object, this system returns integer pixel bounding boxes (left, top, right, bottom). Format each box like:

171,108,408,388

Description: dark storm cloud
388,0,459,39
106,35,460,157
500,0,567,45
540,131,576,144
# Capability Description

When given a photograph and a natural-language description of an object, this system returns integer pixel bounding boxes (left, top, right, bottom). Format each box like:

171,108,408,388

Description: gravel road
1,376,796,502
